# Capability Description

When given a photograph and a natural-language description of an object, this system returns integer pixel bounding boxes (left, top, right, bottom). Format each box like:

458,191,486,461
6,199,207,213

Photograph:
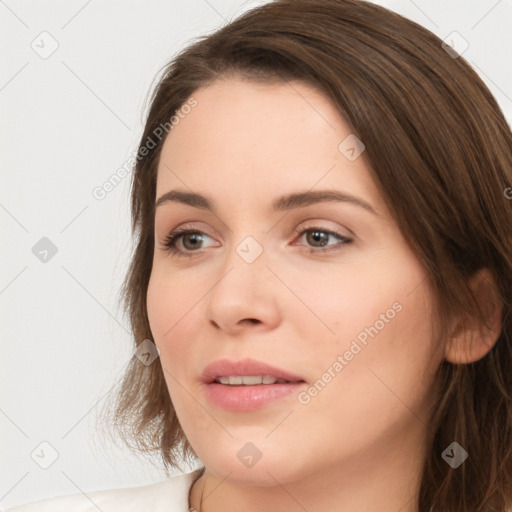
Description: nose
204,237,282,335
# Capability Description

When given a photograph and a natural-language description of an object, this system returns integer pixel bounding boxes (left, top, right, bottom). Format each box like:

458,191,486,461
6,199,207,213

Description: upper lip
201,358,306,384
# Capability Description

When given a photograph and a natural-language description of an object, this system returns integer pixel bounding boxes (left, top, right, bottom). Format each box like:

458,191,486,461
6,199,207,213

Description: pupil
183,233,202,250
308,230,328,247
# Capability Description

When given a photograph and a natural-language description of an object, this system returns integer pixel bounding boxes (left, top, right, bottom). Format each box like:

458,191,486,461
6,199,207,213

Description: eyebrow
154,189,378,216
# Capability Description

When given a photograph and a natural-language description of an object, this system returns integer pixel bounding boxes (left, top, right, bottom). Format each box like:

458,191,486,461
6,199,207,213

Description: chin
209,460,295,487
196,439,310,487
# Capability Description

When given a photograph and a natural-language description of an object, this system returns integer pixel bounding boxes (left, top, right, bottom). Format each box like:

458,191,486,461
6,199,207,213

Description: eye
292,226,353,253
160,227,217,258
159,225,353,258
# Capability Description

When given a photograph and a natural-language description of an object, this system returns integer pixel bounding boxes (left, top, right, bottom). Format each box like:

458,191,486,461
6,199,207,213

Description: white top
4,468,203,512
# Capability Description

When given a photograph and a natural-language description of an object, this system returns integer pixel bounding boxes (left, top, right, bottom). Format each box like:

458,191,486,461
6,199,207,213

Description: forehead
155,77,384,215
161,76,342,154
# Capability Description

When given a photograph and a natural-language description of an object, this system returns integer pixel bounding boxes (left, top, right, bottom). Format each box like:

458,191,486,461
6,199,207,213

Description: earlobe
444,268,503,365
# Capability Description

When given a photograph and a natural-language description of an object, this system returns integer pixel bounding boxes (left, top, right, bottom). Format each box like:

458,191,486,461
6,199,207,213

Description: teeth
242,375,263,385
215,375,290,385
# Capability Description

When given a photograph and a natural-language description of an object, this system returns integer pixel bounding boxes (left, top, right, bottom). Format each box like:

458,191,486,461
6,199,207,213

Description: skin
146,77,479,512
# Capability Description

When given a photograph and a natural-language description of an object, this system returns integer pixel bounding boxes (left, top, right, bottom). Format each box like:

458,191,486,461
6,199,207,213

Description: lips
200,358,307,411
200,358,305,384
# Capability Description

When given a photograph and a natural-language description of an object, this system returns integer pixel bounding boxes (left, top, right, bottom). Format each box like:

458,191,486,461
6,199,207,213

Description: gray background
1,0,511,508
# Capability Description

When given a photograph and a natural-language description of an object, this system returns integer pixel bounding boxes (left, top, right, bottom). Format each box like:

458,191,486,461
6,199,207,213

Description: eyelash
160,225,353,258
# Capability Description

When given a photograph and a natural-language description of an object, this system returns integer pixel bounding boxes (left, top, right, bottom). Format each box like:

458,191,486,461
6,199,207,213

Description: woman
7,0,512,511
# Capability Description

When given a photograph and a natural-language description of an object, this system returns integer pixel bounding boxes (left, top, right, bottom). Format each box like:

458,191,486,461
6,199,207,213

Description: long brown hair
100,1,512,510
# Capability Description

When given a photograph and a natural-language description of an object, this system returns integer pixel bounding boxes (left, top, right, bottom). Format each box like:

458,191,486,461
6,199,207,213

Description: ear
444,268,503,364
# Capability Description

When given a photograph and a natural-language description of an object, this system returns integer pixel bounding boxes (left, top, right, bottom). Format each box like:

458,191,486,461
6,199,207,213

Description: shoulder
3,468,203,512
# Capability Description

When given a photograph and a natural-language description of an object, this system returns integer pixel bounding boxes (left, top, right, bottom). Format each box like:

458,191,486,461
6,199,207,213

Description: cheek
146,273,173,341
146,272,205,410
294,282,438,461
300,253,437,394
146,270,201,359
283,260,406,352
317,277,437,419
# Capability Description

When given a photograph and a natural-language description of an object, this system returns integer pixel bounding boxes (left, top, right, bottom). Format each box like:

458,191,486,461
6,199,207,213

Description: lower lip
204,382,306,411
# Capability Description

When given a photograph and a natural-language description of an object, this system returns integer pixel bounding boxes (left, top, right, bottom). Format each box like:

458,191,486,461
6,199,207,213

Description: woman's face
147,77,444,486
